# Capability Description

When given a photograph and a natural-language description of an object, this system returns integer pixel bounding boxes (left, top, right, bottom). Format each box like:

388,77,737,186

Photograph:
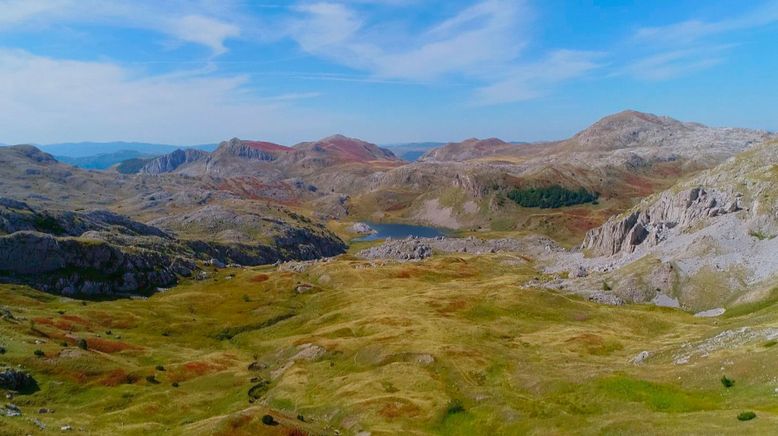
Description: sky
0,0,777,146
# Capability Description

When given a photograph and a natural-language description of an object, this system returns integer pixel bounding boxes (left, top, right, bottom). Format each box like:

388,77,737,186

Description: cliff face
0,198,192,296
139,149,209,174
0,231,188,296
0,198,347,297
568,142,778,310
582,187,742,256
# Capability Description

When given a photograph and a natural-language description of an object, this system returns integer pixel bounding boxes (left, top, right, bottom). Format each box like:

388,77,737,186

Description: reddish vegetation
214,177,298,205
299,135,400,164
242,140,292,153
33,317,87,331
384,201,411,212
393,270,412,279
86,337,139,353
100,369,139,386
223,413,252,431
287,429,309,436
377,400,421,418
70,372,89,384
434,298,469,314
366,317,413,327
86,311,139,329
623,173,656,197
61,314,90,325
251,274,270,283
170,360,228,382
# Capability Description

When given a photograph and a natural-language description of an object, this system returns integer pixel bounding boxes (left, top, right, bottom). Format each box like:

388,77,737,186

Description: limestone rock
582,187,741,257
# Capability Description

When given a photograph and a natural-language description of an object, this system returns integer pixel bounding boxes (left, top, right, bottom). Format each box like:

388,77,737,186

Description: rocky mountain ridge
0,196,346,297
547,141,778,310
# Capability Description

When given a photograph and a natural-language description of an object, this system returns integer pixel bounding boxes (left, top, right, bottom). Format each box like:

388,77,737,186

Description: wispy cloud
623,1,778,81
288,0,530,81
283,0,598,104
0,0,241,56
474,50,602,104
620,47,728,81
0,49,336,144
634,1,778,45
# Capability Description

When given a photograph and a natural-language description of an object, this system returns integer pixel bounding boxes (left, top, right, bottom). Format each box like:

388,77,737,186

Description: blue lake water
354,223,448,241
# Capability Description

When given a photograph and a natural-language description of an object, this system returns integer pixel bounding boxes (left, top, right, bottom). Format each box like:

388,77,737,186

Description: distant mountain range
0,141,218,170
54,150,157,170
0,109,774,297
36,141,218,157
3,140,506,167
381,142,446,161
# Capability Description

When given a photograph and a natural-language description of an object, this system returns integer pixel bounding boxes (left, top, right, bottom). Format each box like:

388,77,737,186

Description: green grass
596,376,719,412
1,253,778,434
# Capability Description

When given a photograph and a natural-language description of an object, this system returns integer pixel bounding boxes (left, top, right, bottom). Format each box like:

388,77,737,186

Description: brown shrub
250,274,270,283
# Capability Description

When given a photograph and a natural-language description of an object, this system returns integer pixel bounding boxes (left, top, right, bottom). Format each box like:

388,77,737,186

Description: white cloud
621,48,726,81
0,49,335,144
474,50,602,105
635,1,778,45
284,0,598,104
288,0,531,81
291,3,363,49
0,0,241,55
624,1,778,81
168,15,240,55
0,0,70,27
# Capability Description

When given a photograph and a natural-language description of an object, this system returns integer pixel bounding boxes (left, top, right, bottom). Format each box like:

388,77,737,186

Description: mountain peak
4,145,58,164
419,137,511,162
294,135,399,163
570,110,692,151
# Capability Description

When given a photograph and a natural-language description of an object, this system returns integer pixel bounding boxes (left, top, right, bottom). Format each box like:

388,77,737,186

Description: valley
1,110,777,435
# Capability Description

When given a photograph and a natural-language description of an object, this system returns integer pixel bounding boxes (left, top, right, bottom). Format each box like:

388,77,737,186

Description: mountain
55,150,159,170
0,111,772,293
33,141,217,158
140,135,401,178
139,149,210,175
348,111,772,241
0,144,347,296
419,137,518,162
292,134,400,165
1,112,778,435
547,140,778,310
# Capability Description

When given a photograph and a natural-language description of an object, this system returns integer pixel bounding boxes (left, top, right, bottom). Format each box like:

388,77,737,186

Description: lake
354,223,448,241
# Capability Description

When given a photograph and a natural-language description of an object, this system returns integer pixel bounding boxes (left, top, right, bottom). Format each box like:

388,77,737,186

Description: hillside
56,150,159,170
341,111,772,245
544,141,778,311
3,246,778,434
419,138,517,162
36,141,217,158
0,113,776,435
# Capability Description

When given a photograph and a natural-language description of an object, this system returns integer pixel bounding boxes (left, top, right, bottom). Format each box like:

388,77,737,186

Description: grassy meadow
2,252,778,435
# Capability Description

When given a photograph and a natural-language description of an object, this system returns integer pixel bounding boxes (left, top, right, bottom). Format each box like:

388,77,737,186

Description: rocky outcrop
139,149,209,174
0,199,349,296
0,231,187,296
350,222,375,234
358,238,433,260
0,369,37,392
184,227,346,266
582,187,741,256
211,138,290,162
357,235,559,260
4,145,58,164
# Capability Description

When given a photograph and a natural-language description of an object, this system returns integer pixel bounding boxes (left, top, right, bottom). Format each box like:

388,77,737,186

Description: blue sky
1,0,777,145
